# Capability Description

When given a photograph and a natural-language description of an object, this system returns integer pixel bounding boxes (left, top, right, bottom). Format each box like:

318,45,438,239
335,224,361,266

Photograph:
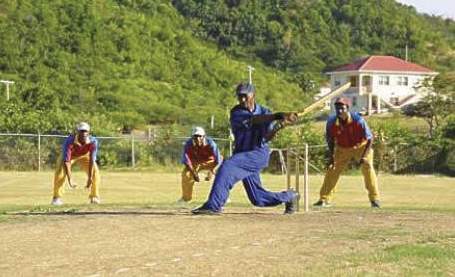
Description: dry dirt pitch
0,172,454,276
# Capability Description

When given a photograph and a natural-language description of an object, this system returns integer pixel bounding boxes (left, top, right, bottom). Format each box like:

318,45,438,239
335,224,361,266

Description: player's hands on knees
68,179,77,189
205,170,215,181
358,157,368,166
326,156,335,169
86,178,93,189
192,172,200,182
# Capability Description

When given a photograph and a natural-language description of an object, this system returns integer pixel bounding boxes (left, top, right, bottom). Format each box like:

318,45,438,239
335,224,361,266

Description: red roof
331,55,434,73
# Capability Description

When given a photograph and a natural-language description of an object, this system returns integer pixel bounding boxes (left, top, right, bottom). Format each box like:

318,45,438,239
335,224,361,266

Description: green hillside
172,0,455,80
0,0,308,135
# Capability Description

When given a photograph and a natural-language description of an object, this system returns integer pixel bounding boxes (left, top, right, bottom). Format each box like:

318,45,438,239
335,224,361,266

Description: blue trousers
202,146,294,212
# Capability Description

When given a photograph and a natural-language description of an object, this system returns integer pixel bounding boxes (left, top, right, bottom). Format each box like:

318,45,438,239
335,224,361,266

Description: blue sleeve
325,116,336,145
359,118,373,140
91,137,98,162
207,138,222,165
62,135,73,162
181,139,192,165
262,106,274,132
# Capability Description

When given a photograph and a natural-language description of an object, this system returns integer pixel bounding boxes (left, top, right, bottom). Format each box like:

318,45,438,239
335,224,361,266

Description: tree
403,73,455,138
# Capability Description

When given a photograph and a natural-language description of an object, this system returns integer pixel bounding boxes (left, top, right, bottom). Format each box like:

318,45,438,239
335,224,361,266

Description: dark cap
236,83,255,96
334,97,351,107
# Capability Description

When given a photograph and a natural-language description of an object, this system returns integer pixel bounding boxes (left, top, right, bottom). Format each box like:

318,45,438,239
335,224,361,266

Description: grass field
0,171,454,276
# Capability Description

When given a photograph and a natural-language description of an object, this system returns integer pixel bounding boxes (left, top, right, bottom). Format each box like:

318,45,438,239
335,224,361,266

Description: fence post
37,132,41,172
295,148,300,211
131,134,136,168
304,143,309,212
393,145,398,173
286,148,291,190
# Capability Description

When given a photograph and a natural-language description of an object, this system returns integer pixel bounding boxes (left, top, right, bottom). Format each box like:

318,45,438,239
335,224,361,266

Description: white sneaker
176,198,190,206
51,197,63,206
90,197,101,204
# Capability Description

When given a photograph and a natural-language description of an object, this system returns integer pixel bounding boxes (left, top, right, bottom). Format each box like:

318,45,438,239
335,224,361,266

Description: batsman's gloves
274,112,286,120
283,112,298,125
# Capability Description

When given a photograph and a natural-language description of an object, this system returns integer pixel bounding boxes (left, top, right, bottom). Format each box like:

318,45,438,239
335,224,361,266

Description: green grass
0,171,454,214
340,242,455,276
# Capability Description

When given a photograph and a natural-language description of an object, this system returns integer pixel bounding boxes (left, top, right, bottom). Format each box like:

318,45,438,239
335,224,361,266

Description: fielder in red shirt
314,97,381,208
51,122,101,205
178,126,222,204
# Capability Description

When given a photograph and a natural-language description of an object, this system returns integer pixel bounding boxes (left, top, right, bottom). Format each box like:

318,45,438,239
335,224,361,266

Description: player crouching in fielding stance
178,126,222,204
313,97,381,208
192,83,299,215
51,122,101,205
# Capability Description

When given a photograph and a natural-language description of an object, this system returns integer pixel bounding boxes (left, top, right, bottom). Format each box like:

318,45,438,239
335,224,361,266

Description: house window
379,76,390,86
390,97,399,105
349,76,358,87
352,96,357,107
397,76,408,86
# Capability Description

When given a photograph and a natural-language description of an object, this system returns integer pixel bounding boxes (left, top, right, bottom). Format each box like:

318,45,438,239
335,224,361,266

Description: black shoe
313,200,331,207
191,206,221,215
284,190,300,214
371,200,381,208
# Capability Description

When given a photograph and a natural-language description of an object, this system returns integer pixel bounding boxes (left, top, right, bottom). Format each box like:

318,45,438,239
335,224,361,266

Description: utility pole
0,80,15,101
405,44,408,62
247,65,255,84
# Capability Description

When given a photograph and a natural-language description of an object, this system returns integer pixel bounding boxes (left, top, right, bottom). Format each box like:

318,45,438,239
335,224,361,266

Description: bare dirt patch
1,207,454,276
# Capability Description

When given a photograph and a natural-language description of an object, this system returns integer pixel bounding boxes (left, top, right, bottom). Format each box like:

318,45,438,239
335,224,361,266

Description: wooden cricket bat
296,82,351,117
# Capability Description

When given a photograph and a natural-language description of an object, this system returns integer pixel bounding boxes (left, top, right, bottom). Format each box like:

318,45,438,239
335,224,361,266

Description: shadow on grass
6,209,190,217
5,208,292,217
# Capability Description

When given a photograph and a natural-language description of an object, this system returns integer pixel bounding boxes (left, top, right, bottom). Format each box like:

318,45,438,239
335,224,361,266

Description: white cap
191,126,205,137
76,122,90,132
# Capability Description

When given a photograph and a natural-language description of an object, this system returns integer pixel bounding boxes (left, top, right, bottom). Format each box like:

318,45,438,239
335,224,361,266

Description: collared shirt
181,137,222,168
230,103,273,153
326,112,372,148
62,134,98,162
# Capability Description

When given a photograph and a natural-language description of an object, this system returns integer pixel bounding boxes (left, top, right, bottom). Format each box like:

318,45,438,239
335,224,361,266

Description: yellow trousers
181,160,217,201
53,154,100,198
319,143,380,202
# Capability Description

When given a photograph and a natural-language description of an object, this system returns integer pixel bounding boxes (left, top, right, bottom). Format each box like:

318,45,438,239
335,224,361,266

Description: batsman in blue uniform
192,83,299,215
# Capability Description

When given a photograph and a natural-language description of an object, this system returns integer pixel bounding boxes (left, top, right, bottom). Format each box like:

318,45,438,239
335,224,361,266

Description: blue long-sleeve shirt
230,104,274,154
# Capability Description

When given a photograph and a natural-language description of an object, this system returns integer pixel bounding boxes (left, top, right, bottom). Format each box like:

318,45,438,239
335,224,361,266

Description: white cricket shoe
51,197,63,206
176,198,190,207
90,197,101,204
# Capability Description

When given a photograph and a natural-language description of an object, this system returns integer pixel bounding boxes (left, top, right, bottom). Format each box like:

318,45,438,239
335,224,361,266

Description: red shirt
326,112,372,148
63,134,98,161
181,137,222,169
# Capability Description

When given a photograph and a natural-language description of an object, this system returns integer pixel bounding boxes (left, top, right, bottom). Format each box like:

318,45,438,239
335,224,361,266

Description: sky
396,0,455,20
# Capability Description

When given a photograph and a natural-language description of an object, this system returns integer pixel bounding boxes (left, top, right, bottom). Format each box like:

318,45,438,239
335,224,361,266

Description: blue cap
236,83,255,96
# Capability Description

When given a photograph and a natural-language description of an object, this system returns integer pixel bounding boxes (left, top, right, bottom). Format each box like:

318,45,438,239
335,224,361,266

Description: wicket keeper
178,126,222,204
51,122,101,205
314,97,381,208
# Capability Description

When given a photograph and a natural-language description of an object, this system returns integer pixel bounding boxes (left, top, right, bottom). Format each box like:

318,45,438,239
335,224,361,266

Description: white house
325,55,438,114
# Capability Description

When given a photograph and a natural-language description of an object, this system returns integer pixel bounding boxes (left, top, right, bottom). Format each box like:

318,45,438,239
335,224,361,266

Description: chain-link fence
268,143,454,176
0,133,232,171
0,132,453,175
